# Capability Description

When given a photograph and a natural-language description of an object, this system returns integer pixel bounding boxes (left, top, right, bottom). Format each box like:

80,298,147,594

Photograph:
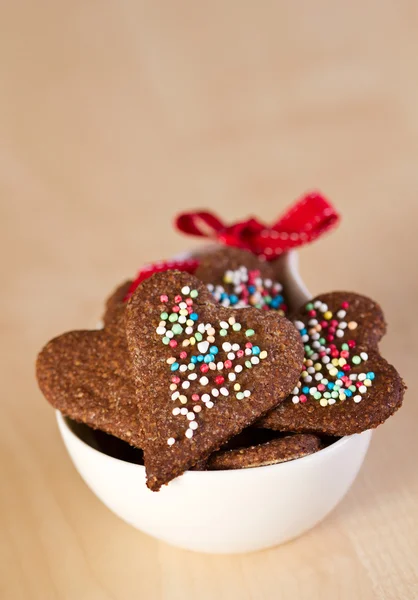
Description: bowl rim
56,411,372,482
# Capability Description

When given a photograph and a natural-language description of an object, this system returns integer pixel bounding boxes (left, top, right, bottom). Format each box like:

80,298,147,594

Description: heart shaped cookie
125,271,304,490
36,297,143,448
195,247,288,313
205,433,322,470
259,292,405,435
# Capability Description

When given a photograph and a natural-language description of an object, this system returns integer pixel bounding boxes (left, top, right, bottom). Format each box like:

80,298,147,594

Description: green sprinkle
195,332,203,341
245,329,255,337
342,343,349,351
304,345,311,352
232,323,242,332
314,392,322,400
306,303,314,311
245,360,252,369
349,385,357,392
331,391,339,399
172,324,183,335
190,289,199,298
168,313,178,322
220,329,228,336
162,337,170,345
319,338,326,345
324,392,331,399
160,312,168,320
352,355,361,365
236,392,245,400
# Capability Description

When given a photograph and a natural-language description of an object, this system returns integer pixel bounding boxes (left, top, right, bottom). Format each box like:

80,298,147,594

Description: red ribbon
175,192,339,260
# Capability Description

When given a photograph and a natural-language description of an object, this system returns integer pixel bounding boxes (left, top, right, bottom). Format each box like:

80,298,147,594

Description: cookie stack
36,248,405,491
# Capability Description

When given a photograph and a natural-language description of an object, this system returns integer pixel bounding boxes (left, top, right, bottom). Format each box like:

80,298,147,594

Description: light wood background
1,1,417,599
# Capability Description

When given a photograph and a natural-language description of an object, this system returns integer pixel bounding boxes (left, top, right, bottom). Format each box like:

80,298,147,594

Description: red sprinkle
327,335,335,342
172,376,180,384
186,298,193,306
245,342,253,348
215,375,225,385
169,340,178,348
172,305,180,313
308,310,317,317
330,320,339,327
342,364,351,372
160,295,168,303
317,384,325,391
174,295,182,303
321,320,328,328
192,394,200,401
236,350,244,358
342,301,349,309
224,360,232,369
331,349,339,358
340,350,350,359
348,340,356,348
300,395,307,403
179,351,187,359
200,364,209,373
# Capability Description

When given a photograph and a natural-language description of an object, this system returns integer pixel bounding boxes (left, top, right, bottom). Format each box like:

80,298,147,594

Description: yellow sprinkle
179,309,188,316
179,395,187,404
339,393,346,401
189,337,196,345
301,370,308,377
338,358,347,367
314,363,322,371
259,351,268,360
324,311,333,320
182,339,190,347
329,368,338,377
331,358,339,366
234,383,241,391
320,398,328,407
364,379,372,386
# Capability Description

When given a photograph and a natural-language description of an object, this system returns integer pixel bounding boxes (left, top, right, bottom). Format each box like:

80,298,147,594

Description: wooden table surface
1,1,417,598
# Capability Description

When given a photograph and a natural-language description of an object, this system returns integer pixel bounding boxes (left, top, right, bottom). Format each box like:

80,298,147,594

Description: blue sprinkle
229,295,239,305
367,372,375,380
248,285,256,294
275,295,283,304
170,363,179,371
337,371,344,378
191,356,198,364
190,313,198,321
302,386,310,394
220,293,228,301
210,346,219,355
345,389,352,397
301,328,307,336
252,346,260,355
327,382,334,390
204,354,213,363
197,355,204,362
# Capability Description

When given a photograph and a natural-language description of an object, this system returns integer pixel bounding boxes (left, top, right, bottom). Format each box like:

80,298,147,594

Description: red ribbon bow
175,192,339,260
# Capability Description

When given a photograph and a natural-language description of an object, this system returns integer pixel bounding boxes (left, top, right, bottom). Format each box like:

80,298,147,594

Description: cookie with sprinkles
195,247,288,314
125,270,304,491
259,292,405,436
204,433,322,470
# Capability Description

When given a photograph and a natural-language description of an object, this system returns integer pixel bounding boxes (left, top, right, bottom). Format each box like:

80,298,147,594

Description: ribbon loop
175,192,339,261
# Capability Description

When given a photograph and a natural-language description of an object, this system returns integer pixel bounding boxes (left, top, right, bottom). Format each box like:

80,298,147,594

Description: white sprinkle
294,320,305,330
193,405,202,413
209,362,217,370
314,300,322,309
360,352,369,361
202,393,211,402
197,323,205,334
180,407,188,415
189,421,198,430
339,321,347,329
337,310,346,319
243,390,251,398
179,365,187,372
232,343,240,351
292,397,300,404
178,315,187,324
185,429,193,439
206,401,214,409
320,303,328,312
156,326,166,335
228,352,236,360
187,412,195,420
167,437,175,446
181,286,190,295
222,342,232,352
358,373,367,381
235,365,243,373
307,367,316,374
304,375,313,383
188,373,198,380
292,386,299,395
359,385,367,394
220,387,229,397
166,331,174,339
328,398,336,405
312,341,320,349
251,356,260,365
301,335,309,343
315,373,322,381
336,330,344,338
199,376,209,386
171,391,180,400
308,319,318,326
245,348,252,356
220,321,229,329
228,373,236,382
182,381,190,389
322,356,330,364
353,395,362,403
211,388,219,397
197,341,209,354
350,374,358,380
228,316,236,325
172,408,180,416
185,327,193,335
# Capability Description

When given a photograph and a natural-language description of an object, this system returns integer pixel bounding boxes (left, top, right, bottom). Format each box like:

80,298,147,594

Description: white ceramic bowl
55,251,372,553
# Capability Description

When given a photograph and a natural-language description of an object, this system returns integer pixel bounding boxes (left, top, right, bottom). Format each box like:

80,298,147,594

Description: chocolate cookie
205,433,322,470
102,280,132,327
259,292,405,436
195,247,287,313
36,318,143,449
125,271,304,491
